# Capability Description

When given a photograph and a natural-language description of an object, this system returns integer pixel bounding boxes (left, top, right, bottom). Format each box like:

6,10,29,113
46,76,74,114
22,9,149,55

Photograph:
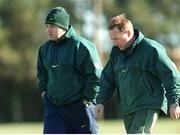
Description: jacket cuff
96,98,105,105
169,98,179,105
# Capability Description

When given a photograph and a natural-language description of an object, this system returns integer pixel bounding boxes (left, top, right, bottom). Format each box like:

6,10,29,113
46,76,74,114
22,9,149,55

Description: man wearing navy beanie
37,6,102,134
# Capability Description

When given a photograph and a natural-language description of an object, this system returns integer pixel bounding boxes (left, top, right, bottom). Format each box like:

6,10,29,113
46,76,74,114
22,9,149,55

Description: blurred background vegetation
0,0,180,123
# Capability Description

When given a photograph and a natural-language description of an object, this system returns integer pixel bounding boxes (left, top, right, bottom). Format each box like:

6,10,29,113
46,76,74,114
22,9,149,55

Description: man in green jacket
95,14,180,134
37,7,102,134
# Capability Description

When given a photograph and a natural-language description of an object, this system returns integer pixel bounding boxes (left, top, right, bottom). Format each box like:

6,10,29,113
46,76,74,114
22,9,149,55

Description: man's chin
48,37,56,41
49,39,56,41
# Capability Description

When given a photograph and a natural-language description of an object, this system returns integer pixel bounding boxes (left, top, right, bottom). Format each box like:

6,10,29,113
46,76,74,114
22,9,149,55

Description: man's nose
47,27,52,32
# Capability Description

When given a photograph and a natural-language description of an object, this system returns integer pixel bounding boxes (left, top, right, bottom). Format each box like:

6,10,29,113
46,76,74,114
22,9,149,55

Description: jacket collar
124,29,144,56
64,25,76,39
132,29,144,46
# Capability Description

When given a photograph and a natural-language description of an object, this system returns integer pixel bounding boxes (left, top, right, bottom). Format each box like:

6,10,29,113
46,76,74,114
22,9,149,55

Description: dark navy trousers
42,93,98,134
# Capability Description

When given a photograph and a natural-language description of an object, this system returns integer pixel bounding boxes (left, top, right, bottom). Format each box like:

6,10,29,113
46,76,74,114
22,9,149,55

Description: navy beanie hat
45,7,69,30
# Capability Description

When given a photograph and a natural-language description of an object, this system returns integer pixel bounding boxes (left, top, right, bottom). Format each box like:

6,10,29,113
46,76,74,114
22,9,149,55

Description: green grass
0,118,180,134
98,118,180,134
0,122,42,134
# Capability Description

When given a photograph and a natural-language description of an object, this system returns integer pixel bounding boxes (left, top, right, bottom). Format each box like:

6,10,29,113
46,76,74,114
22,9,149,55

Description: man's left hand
170,103,180,120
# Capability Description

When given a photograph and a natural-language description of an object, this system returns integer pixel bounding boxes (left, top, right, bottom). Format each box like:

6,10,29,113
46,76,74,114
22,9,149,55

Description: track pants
123,109,160,134
42,93,98,134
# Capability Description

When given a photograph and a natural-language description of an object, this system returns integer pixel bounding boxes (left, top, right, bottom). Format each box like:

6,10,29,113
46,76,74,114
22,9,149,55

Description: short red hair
108,13,133,33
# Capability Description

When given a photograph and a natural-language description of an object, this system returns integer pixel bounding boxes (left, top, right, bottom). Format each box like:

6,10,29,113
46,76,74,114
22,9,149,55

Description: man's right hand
95,104,104,119
170,103,180,120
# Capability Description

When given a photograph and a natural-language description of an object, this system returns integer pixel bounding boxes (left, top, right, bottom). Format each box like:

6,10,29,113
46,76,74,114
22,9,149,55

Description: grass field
0,118,180,134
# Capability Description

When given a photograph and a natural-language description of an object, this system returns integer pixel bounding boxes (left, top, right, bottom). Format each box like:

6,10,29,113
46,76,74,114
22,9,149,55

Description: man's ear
127,30,131,37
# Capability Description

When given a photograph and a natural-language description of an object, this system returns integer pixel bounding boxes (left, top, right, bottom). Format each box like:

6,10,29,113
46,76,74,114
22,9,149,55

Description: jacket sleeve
152,47,180,105
37,46,48,94
96,50,116,105
76,42,102,102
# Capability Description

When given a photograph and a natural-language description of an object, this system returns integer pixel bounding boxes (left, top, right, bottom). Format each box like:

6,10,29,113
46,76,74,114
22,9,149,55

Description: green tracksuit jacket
96,29,180,115
37,26,102,105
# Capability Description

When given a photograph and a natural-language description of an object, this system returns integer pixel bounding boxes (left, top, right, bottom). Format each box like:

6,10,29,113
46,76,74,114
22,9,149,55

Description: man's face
109,27,129,50
46,24,65,41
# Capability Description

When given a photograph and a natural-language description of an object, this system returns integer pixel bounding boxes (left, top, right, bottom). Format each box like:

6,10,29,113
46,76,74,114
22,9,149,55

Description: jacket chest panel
44,44,76,68
113,53,147,81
